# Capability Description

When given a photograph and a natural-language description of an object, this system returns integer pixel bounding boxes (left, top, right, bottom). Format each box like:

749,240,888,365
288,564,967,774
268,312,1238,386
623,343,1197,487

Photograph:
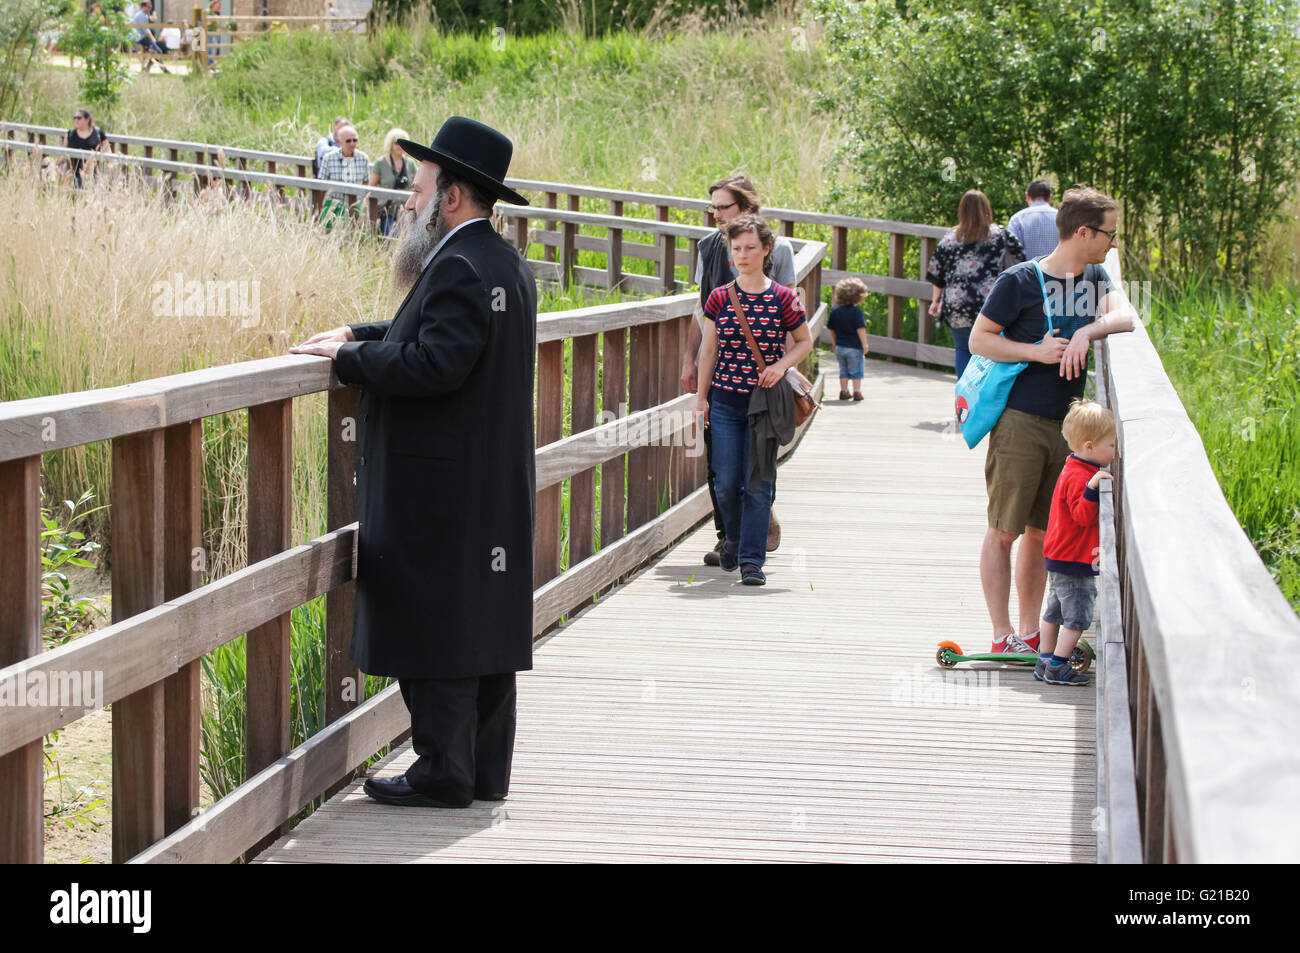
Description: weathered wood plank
111,429,166,863
534,341,564,588
246,401,293,796
0,355,337,463
568,334,598,567
162,421,202,835
131,685,408,864
0,456,42,863
600,328,628,548
326,388,361,727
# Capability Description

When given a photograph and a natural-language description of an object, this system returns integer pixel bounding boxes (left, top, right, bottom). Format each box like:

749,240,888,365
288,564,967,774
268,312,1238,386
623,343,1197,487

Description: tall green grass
1147,276,1300,614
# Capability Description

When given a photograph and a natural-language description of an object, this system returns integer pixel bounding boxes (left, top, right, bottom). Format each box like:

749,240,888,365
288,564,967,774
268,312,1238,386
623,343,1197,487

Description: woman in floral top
926,189,1025,377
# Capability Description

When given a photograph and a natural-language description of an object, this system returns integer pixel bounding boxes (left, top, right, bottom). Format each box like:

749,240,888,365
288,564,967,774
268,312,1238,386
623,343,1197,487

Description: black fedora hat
397,116,529,207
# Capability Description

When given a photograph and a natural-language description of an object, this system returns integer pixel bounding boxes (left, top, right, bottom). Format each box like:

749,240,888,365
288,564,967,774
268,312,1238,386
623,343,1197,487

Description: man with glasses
968,186,1137,657
681,174,795,566
316,125,370,228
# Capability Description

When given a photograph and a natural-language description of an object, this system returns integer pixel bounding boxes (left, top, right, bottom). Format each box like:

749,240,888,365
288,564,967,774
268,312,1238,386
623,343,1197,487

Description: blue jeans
708,390,774,569
835,345,865,380
951,325,973,378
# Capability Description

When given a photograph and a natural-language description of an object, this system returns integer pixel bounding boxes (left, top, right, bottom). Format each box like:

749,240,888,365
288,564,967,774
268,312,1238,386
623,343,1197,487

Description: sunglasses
343,138,358,143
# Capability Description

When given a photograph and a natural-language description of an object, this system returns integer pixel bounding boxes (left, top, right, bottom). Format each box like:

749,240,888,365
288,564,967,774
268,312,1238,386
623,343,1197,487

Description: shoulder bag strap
726,282,768,369
1031,261,1055,337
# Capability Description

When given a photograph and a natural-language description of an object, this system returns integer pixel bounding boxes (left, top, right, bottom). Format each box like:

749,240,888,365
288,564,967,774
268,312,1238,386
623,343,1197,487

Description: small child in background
827,277,870,401
1036,399,1116,686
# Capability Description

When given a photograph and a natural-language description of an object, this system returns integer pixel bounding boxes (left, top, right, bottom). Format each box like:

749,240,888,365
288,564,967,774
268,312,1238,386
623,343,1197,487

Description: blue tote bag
953,262,1055,449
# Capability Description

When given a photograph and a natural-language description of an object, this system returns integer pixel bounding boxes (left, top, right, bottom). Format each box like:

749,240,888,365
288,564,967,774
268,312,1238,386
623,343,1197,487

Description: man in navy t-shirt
969,186,1137,655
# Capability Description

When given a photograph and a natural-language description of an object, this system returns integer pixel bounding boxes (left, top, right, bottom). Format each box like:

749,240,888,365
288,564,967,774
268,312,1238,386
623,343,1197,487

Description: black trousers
397,673,517,804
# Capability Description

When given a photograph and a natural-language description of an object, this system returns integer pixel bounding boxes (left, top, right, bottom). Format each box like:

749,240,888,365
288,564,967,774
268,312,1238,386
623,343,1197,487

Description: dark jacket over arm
746,381,796,487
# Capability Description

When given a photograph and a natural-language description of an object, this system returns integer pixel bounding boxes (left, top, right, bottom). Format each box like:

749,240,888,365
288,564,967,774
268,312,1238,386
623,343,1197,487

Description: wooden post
781,220,795,239
600,327,627,548
236,155,250,199
627,323,656,529
543,191,558,263
111,429,166,863
1143,683,1166,862
513,213,530,256
561,194,579,289
887,232,906,358
162,421,202,836
832,225,848,272
325,387,360,726
918,235,937,348
245,399,292,852
607,199,624,292
534,341,563,587
658,317,682,506
657,204,674,293
193,8,205,75
569,334,598,566
266,160,285,203
0,457,42,863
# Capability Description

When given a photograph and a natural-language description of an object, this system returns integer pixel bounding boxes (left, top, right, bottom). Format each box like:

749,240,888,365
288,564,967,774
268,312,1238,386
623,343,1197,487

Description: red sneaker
990,633,1034,654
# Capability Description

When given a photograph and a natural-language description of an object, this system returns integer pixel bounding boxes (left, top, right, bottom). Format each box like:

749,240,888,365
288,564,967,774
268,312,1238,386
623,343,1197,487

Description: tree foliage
813,0,1300,278
59,0,135,122
0,0,72,120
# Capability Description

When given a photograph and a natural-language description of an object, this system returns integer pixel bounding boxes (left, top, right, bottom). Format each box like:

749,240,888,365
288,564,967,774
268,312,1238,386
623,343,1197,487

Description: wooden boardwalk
257,360,1097,863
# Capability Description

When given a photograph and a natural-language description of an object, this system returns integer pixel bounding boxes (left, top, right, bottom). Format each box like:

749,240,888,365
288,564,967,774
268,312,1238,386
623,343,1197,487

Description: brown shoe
838,389,850,400
703,538,724,566
767,510,781,552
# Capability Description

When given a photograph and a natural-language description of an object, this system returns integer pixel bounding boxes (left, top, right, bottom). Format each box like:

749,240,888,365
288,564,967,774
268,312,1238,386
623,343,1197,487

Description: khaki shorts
985,408,1070,533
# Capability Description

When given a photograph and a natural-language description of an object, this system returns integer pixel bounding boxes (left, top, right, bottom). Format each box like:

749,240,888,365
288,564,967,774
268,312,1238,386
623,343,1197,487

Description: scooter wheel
936,641,961,668
1070,645,1093,674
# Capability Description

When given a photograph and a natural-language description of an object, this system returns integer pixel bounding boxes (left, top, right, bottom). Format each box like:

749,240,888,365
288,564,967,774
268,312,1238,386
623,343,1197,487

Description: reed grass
1147,276,1300,614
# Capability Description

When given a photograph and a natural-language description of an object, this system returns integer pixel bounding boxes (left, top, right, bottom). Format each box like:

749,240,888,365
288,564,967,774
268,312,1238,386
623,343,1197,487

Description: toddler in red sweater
1036,399,1116,686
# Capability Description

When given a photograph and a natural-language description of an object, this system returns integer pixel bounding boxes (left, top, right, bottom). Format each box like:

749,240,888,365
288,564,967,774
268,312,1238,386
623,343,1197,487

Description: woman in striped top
695,215,812,586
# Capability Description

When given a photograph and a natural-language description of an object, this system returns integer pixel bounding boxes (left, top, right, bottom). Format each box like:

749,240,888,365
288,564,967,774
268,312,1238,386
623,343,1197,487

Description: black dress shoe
475,792,508,801
363,775,471,808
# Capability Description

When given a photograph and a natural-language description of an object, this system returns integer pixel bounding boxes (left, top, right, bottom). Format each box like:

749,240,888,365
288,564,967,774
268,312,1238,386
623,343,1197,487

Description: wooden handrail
1095,250,1300,862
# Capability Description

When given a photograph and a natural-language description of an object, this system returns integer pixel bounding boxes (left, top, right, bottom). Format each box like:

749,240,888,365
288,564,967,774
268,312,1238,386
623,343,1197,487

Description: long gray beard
392,190,448,290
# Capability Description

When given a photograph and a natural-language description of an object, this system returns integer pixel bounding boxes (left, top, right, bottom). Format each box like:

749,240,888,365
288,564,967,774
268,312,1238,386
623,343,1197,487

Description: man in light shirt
1007,178,1059,260
316,125,370,226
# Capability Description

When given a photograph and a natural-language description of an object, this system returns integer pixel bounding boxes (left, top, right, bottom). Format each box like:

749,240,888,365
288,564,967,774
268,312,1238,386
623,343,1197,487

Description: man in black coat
292,117,536,808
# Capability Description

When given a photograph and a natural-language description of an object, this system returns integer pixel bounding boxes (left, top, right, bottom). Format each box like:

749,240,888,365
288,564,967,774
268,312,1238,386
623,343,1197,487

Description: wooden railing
1093,249,1300,863
0,224,827,864
1,122,944,365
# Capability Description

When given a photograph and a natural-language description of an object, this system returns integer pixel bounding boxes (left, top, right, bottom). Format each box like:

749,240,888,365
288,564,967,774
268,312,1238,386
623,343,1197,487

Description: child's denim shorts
1043,571,1098,632
835,345,865,380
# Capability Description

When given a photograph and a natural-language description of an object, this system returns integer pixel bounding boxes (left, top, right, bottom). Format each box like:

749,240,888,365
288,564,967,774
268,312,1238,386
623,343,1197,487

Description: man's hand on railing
291,325,354,359
1058,328,1091,380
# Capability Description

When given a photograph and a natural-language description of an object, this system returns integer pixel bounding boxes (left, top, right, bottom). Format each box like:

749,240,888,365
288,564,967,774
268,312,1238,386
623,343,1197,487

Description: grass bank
1147,278,1300,615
